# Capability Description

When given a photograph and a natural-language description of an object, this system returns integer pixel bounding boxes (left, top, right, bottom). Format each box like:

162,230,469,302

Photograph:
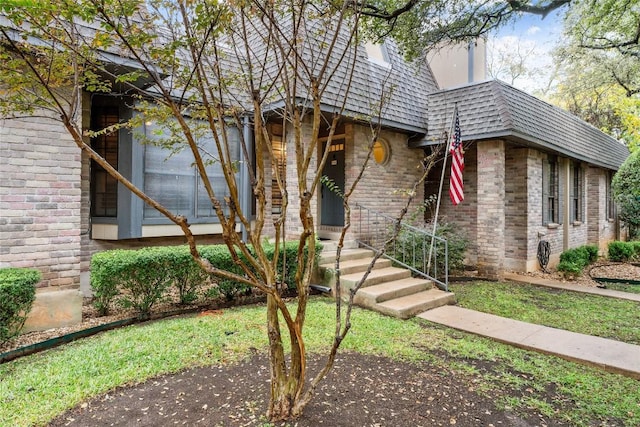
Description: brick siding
1,117,82,289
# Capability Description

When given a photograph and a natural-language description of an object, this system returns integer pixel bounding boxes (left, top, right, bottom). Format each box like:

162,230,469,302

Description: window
542,156,560,225
570,162,584,223
90,103,119,217
142,120,241,222
606,170,615,220
372,139,390,165
271,136,285,215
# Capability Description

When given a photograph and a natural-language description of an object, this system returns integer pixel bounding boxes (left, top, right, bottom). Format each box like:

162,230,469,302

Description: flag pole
427,104,458,274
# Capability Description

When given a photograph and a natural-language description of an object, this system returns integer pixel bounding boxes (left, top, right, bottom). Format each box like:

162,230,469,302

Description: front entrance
320,140,345,229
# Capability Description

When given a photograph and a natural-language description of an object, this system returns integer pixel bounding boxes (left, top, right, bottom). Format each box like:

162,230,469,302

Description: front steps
318,241,456,319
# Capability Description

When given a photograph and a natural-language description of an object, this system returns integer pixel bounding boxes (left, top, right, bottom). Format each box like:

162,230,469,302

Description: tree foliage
358,0,570,59
563,0,640,97
549,45,640,152
0,0,436,421
546,0,640,152
612,150,640,239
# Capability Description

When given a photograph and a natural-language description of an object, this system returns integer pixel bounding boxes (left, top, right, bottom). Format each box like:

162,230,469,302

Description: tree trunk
265,294,306,421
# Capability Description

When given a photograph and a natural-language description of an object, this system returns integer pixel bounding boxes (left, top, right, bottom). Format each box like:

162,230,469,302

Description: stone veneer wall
1,117,82,290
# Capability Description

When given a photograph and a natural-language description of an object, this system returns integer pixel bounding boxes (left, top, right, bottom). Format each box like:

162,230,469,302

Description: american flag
449,110,464,205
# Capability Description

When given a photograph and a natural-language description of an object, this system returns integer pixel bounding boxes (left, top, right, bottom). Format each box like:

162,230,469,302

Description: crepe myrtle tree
0,0,438,420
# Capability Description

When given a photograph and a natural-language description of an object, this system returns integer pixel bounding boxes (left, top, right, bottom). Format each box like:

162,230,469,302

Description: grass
451,281,640,345
600,282,640,294
1,295,639,426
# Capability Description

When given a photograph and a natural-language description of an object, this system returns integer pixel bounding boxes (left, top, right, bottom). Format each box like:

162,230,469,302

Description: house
421,80,629,277
0,19,629,331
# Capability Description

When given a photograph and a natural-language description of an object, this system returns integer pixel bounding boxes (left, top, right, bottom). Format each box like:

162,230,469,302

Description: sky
488,8,567,95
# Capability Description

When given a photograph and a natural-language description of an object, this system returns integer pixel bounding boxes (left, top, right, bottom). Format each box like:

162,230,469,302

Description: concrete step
319,239,358,253
319,248,373,265
320,256,392,276
354,277,433,306
340,266,412,291
375,289,456,320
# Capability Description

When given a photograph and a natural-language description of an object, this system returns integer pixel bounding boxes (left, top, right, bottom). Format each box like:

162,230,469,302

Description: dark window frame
542,156,561,225
606,170,615,220
570,161,584,223
90,101,120,218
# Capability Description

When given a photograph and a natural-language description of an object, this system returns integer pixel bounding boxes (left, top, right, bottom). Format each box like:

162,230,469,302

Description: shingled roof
418,80,629,170
260,28,437,134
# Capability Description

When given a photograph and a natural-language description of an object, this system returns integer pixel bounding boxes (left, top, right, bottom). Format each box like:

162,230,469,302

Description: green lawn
600,282,640,295
451,281,640,345
1,296,639,426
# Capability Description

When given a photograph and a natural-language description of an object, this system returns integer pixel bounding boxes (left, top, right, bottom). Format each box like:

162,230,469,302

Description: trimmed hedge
90,240,322,317
608,241,640,262
0,268,39,345
557,244,599,277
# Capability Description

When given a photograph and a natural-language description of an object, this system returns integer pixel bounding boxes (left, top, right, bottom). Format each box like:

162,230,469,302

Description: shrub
608,241,636,262
164,247,209,305
92,248,175,319
90,251,122,316
199,240,323,299
556,260,583,277
387,221,468,277
90,240,322,314
584,245,599,263
0,268,39,344
632,241,640,260
557,245,598,277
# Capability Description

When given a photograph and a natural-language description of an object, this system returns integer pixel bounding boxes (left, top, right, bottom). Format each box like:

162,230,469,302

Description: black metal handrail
354,204,449,291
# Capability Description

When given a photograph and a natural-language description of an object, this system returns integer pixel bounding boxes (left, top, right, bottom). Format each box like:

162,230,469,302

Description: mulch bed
48,352,565,427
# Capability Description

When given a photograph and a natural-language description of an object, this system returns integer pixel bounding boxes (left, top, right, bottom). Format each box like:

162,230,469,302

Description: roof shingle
420,80,629,170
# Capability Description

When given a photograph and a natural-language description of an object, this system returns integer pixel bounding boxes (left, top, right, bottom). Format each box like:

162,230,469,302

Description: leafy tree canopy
359,0,570,58
563,0,640,97
544,0,640,151
612,150,640,238
550,45,640,152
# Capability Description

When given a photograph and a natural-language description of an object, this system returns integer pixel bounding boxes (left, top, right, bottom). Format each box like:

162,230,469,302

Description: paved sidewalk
504,272,640,303
418,306,640,379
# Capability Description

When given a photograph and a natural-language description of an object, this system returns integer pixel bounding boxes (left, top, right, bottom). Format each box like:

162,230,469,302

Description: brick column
476,140,505,279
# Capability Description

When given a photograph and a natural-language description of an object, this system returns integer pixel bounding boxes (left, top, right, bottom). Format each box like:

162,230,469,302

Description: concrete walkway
418,277,640,380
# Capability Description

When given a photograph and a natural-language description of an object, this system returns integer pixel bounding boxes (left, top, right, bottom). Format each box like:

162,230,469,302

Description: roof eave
413,128,625,170
261,99,427,134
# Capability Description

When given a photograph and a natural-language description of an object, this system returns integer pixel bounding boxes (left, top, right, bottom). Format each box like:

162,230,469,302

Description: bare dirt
48,352,573,427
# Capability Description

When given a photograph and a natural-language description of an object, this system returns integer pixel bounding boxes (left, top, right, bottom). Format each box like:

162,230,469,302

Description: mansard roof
419,80,629,170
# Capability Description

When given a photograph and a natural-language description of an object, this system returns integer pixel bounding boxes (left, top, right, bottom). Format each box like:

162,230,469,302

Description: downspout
240,115,253,242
